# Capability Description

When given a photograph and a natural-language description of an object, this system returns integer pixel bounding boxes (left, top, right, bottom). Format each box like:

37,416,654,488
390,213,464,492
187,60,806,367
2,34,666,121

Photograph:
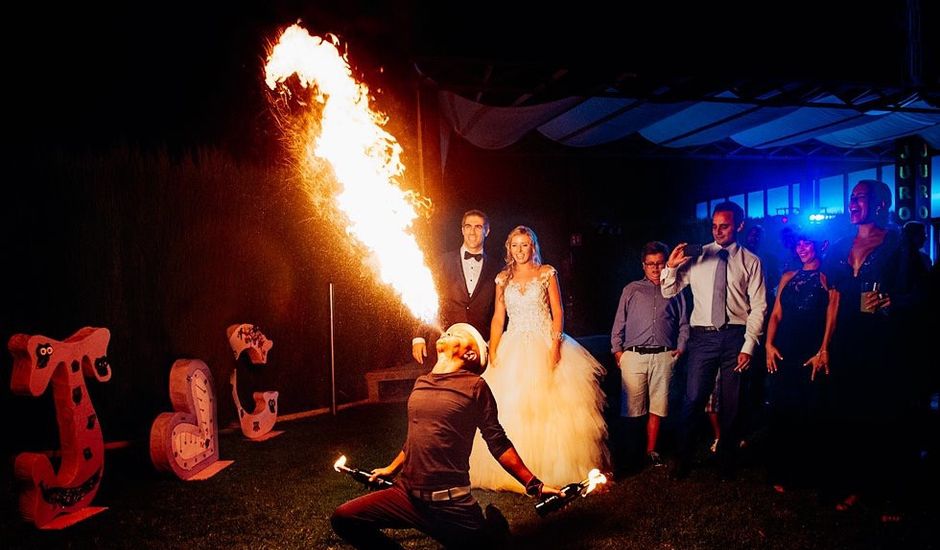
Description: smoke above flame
264,24,438,324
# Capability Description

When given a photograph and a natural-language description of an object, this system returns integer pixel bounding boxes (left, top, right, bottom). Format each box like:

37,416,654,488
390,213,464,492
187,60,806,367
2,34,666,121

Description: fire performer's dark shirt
400,370,512,491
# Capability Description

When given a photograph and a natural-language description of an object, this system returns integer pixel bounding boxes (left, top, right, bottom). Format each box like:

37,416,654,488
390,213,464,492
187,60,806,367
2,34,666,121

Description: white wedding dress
469,266,608,492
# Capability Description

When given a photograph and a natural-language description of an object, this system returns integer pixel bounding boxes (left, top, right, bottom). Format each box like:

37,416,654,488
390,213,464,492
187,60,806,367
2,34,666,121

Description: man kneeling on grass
331,323,560,549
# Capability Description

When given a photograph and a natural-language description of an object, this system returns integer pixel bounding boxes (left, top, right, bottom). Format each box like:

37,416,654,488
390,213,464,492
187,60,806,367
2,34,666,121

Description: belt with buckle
410,485,471,502
626,345,671,354
693,324,745,332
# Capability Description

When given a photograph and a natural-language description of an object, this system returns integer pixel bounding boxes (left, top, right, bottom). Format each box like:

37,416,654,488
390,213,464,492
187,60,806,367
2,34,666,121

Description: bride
469,225,608,492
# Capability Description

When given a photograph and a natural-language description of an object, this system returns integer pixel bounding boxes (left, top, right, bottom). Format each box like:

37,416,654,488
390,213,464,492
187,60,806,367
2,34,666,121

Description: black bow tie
464,251,483,261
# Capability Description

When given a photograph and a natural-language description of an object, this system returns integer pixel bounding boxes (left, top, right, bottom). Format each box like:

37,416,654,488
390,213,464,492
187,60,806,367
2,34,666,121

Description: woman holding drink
814,179,923,521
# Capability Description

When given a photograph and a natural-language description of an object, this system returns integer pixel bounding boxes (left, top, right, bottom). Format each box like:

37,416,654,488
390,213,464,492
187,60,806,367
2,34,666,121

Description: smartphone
684,244,703,257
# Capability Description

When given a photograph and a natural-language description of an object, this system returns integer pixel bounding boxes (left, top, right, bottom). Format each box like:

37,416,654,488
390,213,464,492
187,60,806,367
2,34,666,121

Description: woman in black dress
764,228,830,493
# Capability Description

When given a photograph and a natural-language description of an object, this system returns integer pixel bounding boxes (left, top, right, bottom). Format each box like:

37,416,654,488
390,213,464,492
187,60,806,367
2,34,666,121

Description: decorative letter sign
230,370,280,440
8,327,112,528
226,324,280,440
226,324,273,365
149,359,231,480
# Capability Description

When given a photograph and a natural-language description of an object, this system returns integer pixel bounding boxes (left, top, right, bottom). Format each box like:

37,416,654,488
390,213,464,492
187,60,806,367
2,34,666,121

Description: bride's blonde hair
503,225,542,280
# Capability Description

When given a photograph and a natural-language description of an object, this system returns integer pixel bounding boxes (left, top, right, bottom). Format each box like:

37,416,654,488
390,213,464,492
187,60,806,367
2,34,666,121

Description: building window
709,199,724,216
696,201,709,220
767,185,789,216
931,157,939,264
932,157,939,219
881,164,896,212
747,190,764,219
729,194,745,215
848,168,877,185
818,175,844,214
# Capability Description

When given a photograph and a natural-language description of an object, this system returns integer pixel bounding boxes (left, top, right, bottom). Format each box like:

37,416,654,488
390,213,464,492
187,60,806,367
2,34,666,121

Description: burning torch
535,469,607,517
333,455,394,490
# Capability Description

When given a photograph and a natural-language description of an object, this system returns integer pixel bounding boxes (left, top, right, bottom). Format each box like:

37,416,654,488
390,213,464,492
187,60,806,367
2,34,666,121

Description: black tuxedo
422,249,500,343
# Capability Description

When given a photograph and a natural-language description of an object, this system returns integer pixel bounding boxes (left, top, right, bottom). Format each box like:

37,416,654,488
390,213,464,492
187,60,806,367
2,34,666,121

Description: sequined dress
768,269,829,411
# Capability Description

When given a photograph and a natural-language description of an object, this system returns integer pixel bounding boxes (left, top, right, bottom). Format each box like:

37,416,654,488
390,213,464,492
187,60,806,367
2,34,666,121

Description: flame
583,468,607,496
333,455,347,472
264,24,438,323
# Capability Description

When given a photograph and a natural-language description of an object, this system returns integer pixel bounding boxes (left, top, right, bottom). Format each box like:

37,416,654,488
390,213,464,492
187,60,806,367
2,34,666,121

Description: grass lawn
1,402,935,549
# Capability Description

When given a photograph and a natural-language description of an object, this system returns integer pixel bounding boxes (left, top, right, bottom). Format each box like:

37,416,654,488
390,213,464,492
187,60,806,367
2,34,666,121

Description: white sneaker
647,451,665,467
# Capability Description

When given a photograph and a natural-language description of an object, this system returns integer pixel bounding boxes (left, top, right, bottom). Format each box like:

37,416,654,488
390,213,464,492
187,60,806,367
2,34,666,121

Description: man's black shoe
647,451,665,468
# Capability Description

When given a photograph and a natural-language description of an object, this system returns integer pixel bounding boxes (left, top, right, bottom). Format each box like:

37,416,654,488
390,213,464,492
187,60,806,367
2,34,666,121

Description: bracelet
552,331,563,342
525,476,544,498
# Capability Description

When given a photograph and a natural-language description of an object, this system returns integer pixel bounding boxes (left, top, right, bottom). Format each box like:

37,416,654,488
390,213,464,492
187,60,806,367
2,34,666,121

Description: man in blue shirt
611,241,689,470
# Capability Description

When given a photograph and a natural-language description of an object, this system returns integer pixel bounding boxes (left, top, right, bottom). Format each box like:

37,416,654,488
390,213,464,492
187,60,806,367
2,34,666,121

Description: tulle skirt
469,330,608,492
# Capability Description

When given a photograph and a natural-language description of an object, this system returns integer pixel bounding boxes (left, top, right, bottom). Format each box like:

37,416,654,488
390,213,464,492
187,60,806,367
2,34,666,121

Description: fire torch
535,469,607,516
333,455,394,490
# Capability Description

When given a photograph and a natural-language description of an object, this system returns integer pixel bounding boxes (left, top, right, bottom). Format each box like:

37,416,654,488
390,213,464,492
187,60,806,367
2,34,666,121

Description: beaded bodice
500,266,556,336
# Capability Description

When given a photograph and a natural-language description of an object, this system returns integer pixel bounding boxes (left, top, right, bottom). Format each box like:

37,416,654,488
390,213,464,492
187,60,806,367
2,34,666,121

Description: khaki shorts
620,350,678,417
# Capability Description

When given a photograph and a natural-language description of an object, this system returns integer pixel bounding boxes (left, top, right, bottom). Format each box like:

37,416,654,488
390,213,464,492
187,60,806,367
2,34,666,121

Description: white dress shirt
460,245,483,296
660,241,768,355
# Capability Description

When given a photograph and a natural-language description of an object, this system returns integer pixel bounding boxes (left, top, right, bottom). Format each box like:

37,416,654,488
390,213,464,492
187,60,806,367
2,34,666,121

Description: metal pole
329,282,337,415
416,80,426,196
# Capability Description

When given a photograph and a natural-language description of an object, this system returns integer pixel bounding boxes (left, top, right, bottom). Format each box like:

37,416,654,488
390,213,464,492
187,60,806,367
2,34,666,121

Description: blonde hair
503,225,542,280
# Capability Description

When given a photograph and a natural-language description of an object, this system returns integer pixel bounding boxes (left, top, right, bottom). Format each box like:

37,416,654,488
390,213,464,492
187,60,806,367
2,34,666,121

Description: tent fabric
537,98,692,147
437,90,940,153
729,95,885,149
814,100,940,148
438,91,582,150
638,91,800,148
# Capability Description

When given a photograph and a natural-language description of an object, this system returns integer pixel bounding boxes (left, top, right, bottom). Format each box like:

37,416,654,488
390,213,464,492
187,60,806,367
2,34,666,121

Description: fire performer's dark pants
331,483,492,549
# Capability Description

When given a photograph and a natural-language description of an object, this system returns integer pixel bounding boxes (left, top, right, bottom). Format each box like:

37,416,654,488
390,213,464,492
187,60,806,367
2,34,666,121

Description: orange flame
264,24,438,323
333,455,347,472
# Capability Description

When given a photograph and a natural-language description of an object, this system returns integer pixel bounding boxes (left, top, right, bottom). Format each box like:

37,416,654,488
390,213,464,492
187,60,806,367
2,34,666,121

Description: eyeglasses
643,262,666,268
462,224,485,232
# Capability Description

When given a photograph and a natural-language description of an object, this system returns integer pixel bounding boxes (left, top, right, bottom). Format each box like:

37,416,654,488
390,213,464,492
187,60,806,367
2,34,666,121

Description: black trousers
331,484,489,549
676,327,746,469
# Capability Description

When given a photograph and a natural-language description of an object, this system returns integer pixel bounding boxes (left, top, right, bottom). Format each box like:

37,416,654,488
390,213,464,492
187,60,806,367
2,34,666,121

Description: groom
412,209,500,365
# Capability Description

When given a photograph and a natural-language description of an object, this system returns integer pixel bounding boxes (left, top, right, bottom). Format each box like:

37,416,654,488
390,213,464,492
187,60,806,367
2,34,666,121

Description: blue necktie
711,248,729,328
